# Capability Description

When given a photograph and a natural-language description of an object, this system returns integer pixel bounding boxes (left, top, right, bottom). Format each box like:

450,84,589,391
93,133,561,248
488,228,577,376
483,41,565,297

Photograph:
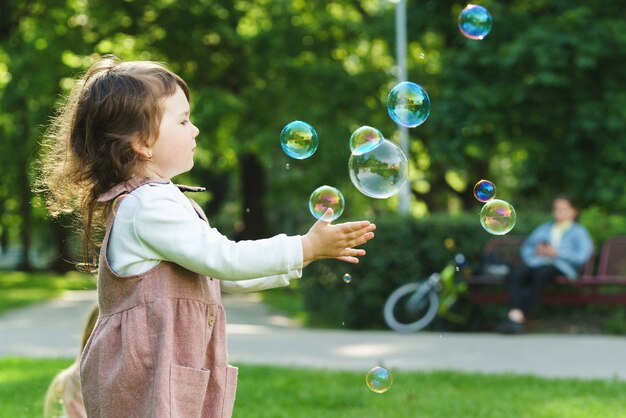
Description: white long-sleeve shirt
106,181,303,293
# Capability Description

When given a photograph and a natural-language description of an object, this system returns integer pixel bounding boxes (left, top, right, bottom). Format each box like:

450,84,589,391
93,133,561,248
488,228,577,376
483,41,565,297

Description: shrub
301,212,539,329
300,206,626,330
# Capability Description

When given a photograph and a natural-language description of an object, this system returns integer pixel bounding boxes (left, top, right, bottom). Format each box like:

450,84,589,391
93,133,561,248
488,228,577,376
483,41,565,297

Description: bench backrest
483,236,525,268
483,236,595,276
597,236,626,277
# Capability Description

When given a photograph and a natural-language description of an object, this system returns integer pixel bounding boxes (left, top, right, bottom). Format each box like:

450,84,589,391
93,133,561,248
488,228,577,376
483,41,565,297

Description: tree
1,0,626,271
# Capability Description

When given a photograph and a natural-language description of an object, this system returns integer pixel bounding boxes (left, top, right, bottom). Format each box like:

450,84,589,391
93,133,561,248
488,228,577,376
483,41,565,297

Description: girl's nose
192,123,200,137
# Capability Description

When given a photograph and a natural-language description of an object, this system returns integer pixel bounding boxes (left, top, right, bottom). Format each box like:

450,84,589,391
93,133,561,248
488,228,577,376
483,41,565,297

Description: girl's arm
132,187,373,281
220,270,301,294
134,192,302,280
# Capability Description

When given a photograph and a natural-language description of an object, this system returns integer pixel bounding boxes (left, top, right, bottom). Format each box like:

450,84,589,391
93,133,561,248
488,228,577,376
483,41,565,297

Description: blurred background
1,0,626,330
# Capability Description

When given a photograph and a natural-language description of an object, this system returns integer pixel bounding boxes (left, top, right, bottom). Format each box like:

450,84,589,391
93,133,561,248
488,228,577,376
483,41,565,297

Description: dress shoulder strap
96,176,206,203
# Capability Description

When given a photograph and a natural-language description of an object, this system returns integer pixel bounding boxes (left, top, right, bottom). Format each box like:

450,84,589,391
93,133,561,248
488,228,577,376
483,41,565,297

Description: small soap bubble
280,120,319,159
112,194,141,223
343,273,352,283
419,53,425,59
480,199,516,235
349,139,409,199
366,366,393,393
350,126,384,155
309,185,345,221
387,81,430,128
455,253,468,268
285,163,290,170
458,4,493,40
473,179,496,202
245,208,250,213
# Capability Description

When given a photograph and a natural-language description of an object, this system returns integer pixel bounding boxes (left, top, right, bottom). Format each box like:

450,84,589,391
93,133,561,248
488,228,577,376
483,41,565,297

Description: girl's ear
130,135,152,160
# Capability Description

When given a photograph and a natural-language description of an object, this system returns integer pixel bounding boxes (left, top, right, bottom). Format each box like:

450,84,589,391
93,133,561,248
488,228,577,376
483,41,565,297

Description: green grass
0,357,74,418
260,285,308,324
1,358,625,418
0,271,96,315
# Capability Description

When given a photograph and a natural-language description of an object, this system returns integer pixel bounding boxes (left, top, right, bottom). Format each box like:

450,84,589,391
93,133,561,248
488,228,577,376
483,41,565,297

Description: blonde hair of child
36,56,189,270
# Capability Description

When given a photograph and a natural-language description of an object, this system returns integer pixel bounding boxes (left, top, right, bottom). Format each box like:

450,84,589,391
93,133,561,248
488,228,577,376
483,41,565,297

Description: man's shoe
496,318,525,334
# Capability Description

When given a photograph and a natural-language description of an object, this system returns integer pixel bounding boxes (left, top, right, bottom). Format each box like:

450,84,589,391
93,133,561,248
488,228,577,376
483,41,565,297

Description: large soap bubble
349,139,409,199
280,120,319,159
308,185,345,221
480,199,516,235
387,81,430,128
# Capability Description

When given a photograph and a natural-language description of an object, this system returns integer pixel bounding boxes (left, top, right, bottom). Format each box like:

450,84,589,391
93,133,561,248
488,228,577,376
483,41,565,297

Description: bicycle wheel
383,282,439,333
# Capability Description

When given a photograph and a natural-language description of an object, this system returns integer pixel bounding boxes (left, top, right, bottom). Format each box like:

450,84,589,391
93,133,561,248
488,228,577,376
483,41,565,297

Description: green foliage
2,358,626,418
0,271,95,314
579,207,626,248
602,306,626,335
417,1,626,211
302,212,537,329
2,0,626,268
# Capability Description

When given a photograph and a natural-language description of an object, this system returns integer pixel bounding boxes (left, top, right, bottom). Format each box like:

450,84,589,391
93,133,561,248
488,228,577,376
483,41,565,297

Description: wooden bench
467,236,626,305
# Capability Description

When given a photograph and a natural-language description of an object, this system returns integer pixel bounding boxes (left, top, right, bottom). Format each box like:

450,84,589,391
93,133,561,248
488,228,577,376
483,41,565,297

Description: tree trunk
239,153,267,240
17,164,32,271
50,217,74,272
0,220,7,254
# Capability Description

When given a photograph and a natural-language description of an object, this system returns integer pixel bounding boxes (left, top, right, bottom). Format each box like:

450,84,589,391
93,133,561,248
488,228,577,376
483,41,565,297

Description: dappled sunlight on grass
0,271,96,314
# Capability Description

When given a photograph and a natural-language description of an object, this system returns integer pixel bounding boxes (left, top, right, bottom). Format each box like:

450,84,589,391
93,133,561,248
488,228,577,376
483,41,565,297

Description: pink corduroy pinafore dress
80,177,238,418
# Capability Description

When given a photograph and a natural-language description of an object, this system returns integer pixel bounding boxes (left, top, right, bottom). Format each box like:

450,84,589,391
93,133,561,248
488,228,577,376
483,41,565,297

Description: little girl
38,57,375,417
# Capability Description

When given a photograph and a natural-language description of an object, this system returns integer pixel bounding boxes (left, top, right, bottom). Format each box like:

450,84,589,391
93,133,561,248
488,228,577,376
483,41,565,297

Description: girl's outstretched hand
301,208,376,266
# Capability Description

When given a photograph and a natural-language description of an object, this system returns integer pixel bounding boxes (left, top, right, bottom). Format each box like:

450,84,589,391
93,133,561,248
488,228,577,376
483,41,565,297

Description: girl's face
148,86,199,179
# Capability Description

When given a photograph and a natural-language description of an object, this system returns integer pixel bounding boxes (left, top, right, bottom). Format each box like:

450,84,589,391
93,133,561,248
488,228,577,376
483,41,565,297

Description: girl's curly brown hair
36,56,189,270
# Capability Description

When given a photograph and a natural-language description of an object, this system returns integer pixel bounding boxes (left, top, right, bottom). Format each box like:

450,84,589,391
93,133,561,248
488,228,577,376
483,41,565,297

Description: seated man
498,196,593,333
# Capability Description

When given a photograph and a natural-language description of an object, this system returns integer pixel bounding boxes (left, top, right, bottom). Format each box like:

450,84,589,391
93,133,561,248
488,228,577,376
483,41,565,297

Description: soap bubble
473,179,496,202
349,139,409,199
280,120,319,159
350,126,384,155
458,4,493,40
112,194,141,223
480,199,516,235
387,81,430,128
309,185,345,221
366,366,393,393
343,273,352,283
